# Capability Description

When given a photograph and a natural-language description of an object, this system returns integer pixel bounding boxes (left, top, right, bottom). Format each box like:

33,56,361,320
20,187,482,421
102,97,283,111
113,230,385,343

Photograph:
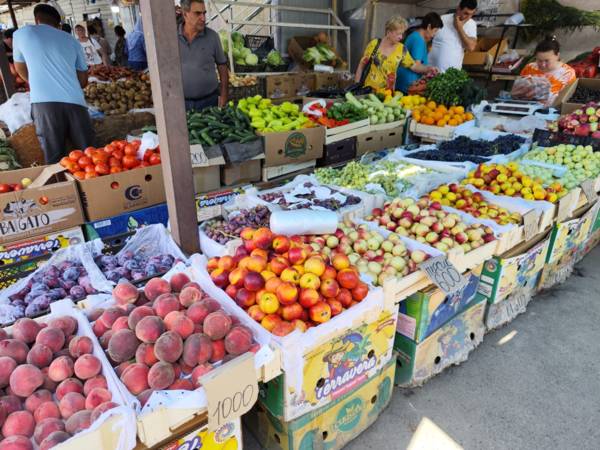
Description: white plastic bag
137,131,160,160
0,92,32,133
270,209,338,235
511,76,552,102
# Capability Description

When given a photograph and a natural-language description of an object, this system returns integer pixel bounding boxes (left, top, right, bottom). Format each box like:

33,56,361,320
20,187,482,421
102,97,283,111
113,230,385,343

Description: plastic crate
235,62,266,73
265,59,291,73
0,254,52,290
245,34,274,59
228,83,263,103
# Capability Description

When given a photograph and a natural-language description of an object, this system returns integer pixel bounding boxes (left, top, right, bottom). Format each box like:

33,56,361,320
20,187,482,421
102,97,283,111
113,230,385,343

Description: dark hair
114,25,126,38
61,23,72,34
87,24,97,34
3,28,15,39
181,0,205,11
74,24,85,31
420,12,443,30
459,0,477,10
535,35,560,55
33,4,61,27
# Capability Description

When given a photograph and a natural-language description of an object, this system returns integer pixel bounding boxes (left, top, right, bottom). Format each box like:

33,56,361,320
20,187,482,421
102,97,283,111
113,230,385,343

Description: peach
90,401,118,422
281,303,303,321
33,402,60,424
148,362,175,390
246,256,267,274
39,431,70,450
0,436,34,450
276,282,298,306
190,363,213,388
111,316,130,332
260,314,282,332
280,268,300,284
120,364,149,395
332,253,350,271
227,268,247,289
209,268,230,288
209,340,225,363
127,306,155,331
113,281,140,306
135,343,158,367
298,288,320,309
137,390,154,408
272,235,290,254
88,309,104,322
2,410,35,437
200,298,220,313
304,256,326,277
299,273,320,290
24,390,52,413
85,387,111,410
108,330,140,363
203,311,232,340
99,307,126,329
351,282,369,301
65,409,91,434
133,316,163,344
9,365,43,398
68,336,93,359
0,357,17,387
247,305,266,322
292,319,307,332
224,328,252,356
243,271,265,293
257,292,279,315
321,266,337,280
92,320,109,338
114,361,133,378
169,273,191,293
35,328,65,354
164,312,194,339
153,294,180,319
327,299,343,316
182,334,212,366
144,278,171,302
73,354,101,380
98,330,113,350
309,301,332,323
0,395,21,415
182,281,202,292
83,375,107,397
186,302,210,325
235,288,256,308
48,356,74,382
337,288,353,308
34,418,65,444
288,247,307,265
217,256,235,272
154,332,183,363
58,392,85,419
179,286,203,308
320,279,340,299
169,378,193,391
336,268,359,290
271,321,295,337
0,341,29,364
12,319,41,344
55,379,83,401
48,316,77,338
268,257,289,277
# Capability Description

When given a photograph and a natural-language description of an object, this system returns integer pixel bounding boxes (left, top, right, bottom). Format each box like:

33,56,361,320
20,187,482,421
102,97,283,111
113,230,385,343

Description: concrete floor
244,245,600,450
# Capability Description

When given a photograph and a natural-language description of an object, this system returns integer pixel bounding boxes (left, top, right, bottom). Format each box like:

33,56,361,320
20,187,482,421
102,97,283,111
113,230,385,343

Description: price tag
580,180,598,203
419,255,468,295
201,352,258,431
190,144,209,167
522,210,539,241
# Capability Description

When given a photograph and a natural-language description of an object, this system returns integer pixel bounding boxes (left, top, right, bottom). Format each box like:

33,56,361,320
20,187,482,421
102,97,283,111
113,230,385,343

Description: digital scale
486,99,546,116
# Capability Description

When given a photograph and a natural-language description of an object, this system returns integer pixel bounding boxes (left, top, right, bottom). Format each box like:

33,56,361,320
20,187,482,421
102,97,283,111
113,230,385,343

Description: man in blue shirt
12,4,95,164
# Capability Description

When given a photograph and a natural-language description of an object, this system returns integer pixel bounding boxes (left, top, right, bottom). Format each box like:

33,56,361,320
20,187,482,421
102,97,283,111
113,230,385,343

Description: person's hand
427,66,439,75
454,14,467,30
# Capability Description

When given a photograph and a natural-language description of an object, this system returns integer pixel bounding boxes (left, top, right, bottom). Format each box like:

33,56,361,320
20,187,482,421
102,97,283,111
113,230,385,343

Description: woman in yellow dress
355,16,437,92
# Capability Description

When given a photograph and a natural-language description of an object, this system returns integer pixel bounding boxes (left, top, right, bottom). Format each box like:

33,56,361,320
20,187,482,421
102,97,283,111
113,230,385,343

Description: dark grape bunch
259,182,361,211
203,206,271,244
411,135,526,163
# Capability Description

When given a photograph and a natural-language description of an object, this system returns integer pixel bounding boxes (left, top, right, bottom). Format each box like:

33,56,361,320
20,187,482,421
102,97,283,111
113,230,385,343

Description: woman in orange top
512,36,575,105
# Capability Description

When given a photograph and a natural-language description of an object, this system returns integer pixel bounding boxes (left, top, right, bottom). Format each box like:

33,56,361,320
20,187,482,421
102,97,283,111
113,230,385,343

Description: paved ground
244,245,600,450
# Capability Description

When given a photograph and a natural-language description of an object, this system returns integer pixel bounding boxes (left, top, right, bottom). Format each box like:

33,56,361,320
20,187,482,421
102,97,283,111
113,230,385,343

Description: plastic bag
270,210,338,235
0,92,32,133
511,76,552,102
498,49,520,64
137,131,160,160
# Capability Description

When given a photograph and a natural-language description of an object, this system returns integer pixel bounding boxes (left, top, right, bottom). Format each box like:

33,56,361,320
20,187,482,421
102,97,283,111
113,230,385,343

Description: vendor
512,36,576,106
13,4,95,164
355,16,437,92
395,12,443,93
179,0,228,111
429,0,477,72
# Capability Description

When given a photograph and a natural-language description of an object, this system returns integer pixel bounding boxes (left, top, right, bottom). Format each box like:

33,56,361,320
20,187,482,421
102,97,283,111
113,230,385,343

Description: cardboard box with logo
463,38,508,68
265,74,295,99
261,127,325,168
72,164,165,222
0,166,84,244
292,72,316,96
191,144,226,195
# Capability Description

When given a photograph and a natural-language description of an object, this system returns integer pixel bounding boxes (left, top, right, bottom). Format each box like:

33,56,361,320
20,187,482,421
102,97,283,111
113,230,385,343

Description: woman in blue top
127,17,147,71
396,12,444,93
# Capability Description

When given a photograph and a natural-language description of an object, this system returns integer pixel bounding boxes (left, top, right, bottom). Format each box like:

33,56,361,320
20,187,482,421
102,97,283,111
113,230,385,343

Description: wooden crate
325,118,370,145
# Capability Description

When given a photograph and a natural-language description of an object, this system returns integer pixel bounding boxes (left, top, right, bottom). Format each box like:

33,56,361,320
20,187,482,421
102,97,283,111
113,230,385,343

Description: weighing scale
486,99,546,116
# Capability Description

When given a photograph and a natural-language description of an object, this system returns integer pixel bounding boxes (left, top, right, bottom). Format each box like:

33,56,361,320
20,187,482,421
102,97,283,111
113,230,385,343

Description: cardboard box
247,358,395,450
195,188,244,222
560,78,600,114
394,299,486,387
314,73,340,90
74,164,165,222
261,127,325,168
265,74,295,99
476,231,551,305
546,204,597,265
191,144,226,195
221,158,263,186
0,166,84,244
356,130,385,156
292,72,316,96
484,277,539,332
397,272,480,343
317,137,356,167
287,36,318,70
0,226,84,290
83,203,169,241
463,38,508,68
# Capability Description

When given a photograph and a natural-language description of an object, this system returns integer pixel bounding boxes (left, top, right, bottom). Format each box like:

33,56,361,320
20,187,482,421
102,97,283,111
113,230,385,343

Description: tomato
73,171,86,180
122,155,140,169
108,157,121,167
140,161,150,167
69,150,83,162
0,184,11,193
78,156,93,168
60,156,71,167
112,149,124,160
154,145,160,154
84,165,96,174
12,184,23,191
124,144,138,156
110,166,122,174
84,147,96,157
105,144,116,154
95,163,110,175
92,152,109,165
143,150,153,162
131,140,141,149
84,171,98,179
149,153,161,165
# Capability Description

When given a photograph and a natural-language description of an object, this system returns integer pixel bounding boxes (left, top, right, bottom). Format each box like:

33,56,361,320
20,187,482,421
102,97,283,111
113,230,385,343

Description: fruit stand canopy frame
206,0,351,75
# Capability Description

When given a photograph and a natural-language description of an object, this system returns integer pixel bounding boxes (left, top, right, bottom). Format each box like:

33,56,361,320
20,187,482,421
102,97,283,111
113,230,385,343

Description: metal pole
7,0,18,29
0,42,15,99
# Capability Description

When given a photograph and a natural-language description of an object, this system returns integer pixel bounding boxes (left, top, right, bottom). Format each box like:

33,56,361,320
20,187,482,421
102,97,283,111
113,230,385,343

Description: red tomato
69,150,83,162
92,152,109,165
73,171,86,180
143,150,153,162
124,144,138,156
105,144,116,154
122,155,140,169
0,184,11,193
95,163,110,175
149,153,161,165
108,157,121,167
84,165,96,174
110,166,122,174
78,156,93,167
140,161,150,167
84,171,98,179
154,145,160,154
131,140,141,149
112,149,124,160
84,147,96,157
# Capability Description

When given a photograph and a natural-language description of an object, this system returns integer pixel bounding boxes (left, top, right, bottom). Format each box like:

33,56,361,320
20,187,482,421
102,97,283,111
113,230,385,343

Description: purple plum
69,285,86,301
62,267,81,282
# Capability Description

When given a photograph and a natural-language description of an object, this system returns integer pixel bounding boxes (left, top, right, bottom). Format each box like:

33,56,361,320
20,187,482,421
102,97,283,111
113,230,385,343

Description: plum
62,267,81,282
69,286,86,301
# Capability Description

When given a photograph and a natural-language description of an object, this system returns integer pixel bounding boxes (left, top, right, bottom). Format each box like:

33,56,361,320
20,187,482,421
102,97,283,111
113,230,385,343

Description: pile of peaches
208,227,370,336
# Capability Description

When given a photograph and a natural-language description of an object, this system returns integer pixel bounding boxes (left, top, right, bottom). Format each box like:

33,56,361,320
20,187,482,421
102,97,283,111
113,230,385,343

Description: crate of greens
187,106,259,147
305,99,370,144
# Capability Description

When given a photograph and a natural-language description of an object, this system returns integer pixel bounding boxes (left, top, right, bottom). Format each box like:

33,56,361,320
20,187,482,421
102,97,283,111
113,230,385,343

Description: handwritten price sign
420,255,467,295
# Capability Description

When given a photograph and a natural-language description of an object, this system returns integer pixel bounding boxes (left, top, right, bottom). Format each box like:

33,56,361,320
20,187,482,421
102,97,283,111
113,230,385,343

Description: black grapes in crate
203,206,271,244
570,86,600,104
410,135,526,162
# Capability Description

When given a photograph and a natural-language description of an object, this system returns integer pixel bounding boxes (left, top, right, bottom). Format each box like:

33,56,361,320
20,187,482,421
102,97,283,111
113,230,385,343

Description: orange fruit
423,116,435,125
437,119,447,127
427,101,436,110
455,106,465,114
448,119,458,126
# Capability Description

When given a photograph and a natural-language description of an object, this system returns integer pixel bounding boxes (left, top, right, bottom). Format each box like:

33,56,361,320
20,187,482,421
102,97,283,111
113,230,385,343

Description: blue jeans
128,60,148,71
185,93,219,112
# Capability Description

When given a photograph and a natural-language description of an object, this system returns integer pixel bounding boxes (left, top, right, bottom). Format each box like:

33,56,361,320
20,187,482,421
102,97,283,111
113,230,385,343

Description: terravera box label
0,166,84,244
261,127,324,167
